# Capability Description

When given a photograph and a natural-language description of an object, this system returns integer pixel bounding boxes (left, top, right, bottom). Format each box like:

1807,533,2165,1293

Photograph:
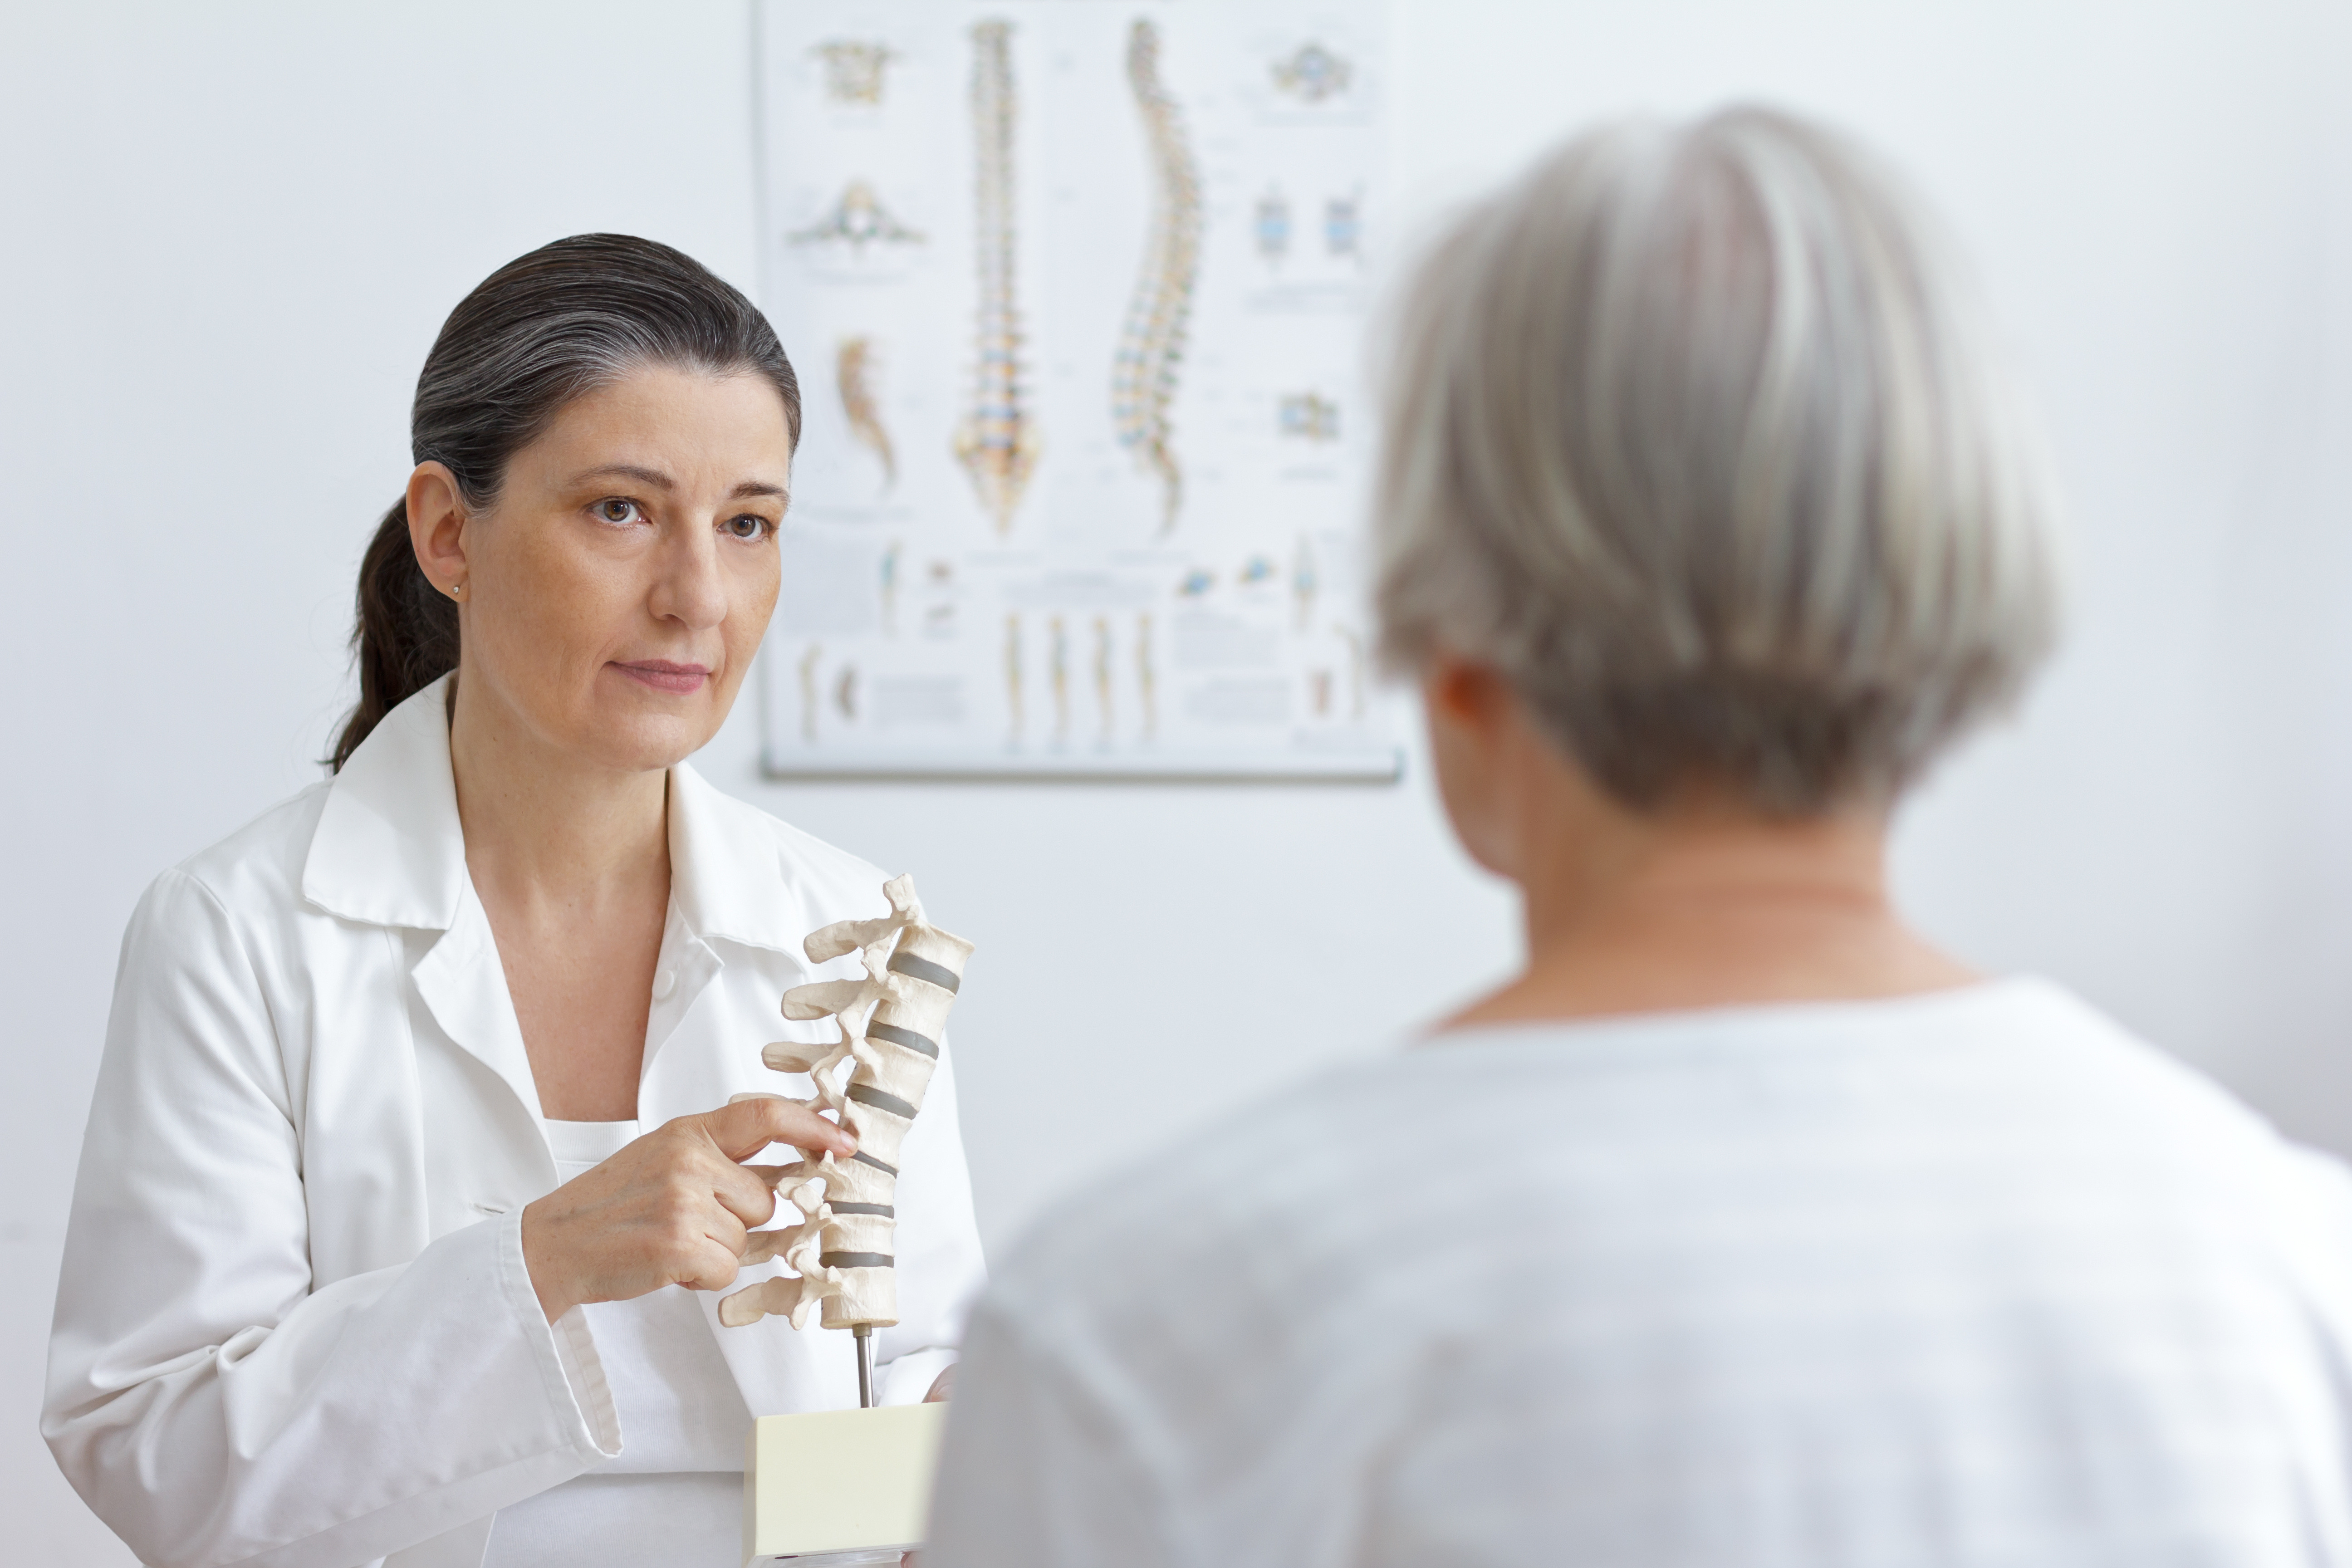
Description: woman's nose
652,529,729,629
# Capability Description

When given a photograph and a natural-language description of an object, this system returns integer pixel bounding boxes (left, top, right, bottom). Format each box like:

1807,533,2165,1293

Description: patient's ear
1422,653,1521,877
404,461,471,599
1425,656,1513,734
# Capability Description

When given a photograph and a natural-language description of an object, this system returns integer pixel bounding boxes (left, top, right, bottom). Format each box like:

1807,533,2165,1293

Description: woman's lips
613,660,710,695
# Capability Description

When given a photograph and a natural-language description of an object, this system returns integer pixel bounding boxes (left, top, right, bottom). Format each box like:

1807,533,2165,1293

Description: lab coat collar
665,759,803,956
303,673,802,954
304,676,469,931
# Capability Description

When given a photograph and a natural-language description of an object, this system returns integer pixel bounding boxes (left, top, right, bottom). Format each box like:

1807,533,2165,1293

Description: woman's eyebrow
567,465,785,502
570,462,675,490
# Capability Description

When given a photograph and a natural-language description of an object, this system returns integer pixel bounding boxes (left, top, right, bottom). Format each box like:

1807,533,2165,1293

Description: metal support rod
854,1323,876,1408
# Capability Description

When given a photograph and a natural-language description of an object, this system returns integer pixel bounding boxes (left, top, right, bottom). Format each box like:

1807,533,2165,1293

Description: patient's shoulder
984,1046,1461,1354
990,979,2352,1351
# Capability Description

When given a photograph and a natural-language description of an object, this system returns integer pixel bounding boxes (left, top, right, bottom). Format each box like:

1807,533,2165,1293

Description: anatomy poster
754,1,1397,779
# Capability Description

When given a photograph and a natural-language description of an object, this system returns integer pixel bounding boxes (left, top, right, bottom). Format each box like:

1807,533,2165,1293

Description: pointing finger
693,1096,857,1163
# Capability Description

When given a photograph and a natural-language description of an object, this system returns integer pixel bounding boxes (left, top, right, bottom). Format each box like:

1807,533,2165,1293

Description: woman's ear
404,463,471,599
1422,653,1521,878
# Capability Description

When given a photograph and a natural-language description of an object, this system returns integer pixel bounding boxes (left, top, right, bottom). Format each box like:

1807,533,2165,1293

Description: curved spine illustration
837,338,895,492
953,19,1040,534
1111,18,1201,533
720,875,975,1333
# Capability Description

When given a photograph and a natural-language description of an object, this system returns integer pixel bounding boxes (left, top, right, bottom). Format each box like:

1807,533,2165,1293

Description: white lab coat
44,676,987,1568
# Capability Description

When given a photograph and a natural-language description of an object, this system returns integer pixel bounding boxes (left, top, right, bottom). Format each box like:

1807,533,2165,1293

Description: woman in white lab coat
44,234,985,1568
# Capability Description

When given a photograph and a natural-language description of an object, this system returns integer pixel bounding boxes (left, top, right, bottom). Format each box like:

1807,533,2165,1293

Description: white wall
3,2,2345,1559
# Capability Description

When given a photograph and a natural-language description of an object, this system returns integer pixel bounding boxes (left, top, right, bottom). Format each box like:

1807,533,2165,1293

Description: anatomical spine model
720,876,974,1341
1111,17,1201,533
953,19,1040,534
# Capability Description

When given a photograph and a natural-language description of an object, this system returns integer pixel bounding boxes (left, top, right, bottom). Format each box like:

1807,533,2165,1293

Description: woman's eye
593,498,644,525
725,514,776,541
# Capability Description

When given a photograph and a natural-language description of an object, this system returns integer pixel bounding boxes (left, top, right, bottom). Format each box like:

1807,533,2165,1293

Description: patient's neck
1447,793,1976,1032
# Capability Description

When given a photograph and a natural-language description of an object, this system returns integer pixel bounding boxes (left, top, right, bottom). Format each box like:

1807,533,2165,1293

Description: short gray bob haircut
1375,106,2059,814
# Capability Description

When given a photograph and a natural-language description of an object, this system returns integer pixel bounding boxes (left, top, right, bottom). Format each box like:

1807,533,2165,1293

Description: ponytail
325,233,802,772
329,499,460,771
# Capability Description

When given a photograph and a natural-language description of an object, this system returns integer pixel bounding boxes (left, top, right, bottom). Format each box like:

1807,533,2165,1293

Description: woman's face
410,363,793,775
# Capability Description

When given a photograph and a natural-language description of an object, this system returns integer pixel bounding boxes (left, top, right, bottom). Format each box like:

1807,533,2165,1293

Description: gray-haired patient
921,108,2352,1568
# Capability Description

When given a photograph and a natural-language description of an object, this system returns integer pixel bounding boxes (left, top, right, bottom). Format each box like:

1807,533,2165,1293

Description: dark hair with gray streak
329,233,802,771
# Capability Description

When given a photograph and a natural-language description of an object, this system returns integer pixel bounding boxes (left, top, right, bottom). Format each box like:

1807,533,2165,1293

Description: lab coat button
654,968,676,1000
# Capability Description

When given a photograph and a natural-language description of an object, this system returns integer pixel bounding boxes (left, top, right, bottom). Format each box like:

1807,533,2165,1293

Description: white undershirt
482,1119,754,1568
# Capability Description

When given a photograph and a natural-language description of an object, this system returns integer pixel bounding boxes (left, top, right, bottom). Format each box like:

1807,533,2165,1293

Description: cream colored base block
743,1403,948,1565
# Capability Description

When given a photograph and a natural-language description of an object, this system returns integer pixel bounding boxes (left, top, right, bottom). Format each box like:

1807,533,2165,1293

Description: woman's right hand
519,1096,855,1322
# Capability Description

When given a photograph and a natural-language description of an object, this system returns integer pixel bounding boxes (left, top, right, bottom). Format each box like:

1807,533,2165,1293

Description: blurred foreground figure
926,107,2352,1567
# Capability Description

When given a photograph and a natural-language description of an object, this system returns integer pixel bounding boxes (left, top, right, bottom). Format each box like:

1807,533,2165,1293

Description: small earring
449,582,465,600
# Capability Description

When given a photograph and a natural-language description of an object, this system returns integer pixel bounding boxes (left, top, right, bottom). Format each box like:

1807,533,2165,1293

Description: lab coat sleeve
873,1033,987,1402
44,868,621,1568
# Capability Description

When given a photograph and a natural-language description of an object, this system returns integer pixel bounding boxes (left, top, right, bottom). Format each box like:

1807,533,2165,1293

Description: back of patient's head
1376,107,2059,816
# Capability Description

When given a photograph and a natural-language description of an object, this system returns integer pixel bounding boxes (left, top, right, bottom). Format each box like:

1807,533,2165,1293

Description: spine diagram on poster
1111,17,1202,533
1004,613,1025,740
953,19,1042,534
756,0,1401,784
1049,615,1071,741
837,338,896,491
1136,613,1158,738
1092,615,1114,740
797,643,823,742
